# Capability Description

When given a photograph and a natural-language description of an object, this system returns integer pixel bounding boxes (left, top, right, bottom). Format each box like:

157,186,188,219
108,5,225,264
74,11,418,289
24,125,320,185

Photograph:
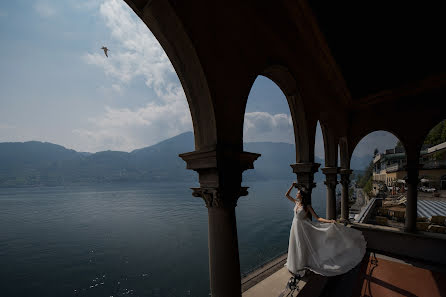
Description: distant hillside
0,134,196,187
0,132,367,187
243,142,324,182
350,154,374,171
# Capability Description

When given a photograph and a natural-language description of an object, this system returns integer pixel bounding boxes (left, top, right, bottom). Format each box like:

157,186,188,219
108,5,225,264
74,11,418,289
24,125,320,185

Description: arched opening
350,131,407,228
416,119,446,233
238,75,296,274
311,121,332,218
316,121,341,219
0,1,211,296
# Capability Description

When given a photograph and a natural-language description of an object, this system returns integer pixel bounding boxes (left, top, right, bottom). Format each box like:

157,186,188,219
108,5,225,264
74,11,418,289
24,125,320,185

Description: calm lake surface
0,180,328,297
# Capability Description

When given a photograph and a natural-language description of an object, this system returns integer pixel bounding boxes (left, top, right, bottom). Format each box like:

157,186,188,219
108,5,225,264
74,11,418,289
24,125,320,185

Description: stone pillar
180,149,260,297
322,167,338,220
404,163,419,232
339,169,353,222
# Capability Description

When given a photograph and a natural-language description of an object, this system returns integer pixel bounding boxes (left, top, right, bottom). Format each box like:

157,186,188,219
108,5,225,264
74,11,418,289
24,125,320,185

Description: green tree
424,120,446,147
373,148,379,156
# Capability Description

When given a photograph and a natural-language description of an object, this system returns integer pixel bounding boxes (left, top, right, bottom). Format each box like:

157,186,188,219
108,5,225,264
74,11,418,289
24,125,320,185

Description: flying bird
101,46,109,58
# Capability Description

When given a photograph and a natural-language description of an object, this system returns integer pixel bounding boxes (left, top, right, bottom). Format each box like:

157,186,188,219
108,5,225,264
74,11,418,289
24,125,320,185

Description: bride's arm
285,182,297,203
307,205,336,223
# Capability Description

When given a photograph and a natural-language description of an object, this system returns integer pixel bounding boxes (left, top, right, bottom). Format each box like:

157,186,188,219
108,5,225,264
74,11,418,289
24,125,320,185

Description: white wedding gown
285,203,366,276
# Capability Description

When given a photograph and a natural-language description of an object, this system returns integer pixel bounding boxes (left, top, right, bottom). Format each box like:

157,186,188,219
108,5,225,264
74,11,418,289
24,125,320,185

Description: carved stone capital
290,162,321,174
191,187,249,208
179,149,261,171
321,166,338,176
290,162,320,190
180,149,260,188
322,167,338,189
339,168,352,187
339,168,353,176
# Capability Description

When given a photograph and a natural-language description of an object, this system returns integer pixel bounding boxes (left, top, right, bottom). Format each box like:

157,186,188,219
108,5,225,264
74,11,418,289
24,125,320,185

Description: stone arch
250,65,310,162
351,130,405,188
123,0,216,151
319,120,339,167
349,128,407,162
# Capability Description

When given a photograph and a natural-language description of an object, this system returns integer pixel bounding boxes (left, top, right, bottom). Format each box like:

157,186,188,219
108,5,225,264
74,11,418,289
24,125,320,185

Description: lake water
0,180,328,297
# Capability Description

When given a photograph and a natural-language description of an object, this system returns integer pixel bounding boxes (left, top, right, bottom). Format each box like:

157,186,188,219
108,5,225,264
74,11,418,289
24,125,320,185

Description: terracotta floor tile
354,254,446,297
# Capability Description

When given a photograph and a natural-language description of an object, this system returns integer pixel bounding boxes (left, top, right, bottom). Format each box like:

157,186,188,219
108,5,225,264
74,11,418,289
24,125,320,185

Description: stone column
290,162,320,219
404,163,419,232
322,167,338,220
180,149,260,297
339,168,353,222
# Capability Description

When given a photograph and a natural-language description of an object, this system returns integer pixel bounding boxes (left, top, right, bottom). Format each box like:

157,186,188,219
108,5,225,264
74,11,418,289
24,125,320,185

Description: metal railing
422,160,446,169
385,163,401,172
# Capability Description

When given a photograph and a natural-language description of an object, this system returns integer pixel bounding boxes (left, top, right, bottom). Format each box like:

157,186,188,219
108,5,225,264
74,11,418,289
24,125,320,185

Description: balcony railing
422,160,446,169
386,163,401,172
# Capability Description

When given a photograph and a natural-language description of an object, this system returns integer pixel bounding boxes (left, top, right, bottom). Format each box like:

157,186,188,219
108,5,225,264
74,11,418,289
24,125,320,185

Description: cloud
76,0,193,152
34,1,56,18
244,112,294,143
83,0,173,97
73,85,192,152
70,0,102,11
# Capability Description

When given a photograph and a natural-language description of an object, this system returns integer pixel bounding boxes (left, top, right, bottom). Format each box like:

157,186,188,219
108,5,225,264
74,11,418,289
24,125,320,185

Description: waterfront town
350,138,446,233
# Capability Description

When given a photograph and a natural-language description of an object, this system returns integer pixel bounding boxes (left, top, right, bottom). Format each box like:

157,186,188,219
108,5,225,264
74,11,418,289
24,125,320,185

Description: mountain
350,154,373,171
0,132,366,187
243,142,324,182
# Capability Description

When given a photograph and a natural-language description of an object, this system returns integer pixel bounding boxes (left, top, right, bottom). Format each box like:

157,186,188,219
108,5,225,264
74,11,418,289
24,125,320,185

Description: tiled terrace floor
242,252,446,297
351,253,446,297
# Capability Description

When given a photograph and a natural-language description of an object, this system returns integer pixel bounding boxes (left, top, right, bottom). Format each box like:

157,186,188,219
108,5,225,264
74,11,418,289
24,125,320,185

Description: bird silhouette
101,46,109,58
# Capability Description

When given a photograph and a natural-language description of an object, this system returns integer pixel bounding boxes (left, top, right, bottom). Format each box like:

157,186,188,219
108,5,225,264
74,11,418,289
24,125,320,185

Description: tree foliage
355,147,378,196
356,149,376,189
424,120,446,147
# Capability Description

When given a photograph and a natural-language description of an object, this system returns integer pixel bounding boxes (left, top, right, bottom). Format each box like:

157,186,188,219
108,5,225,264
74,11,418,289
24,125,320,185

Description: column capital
339,168,352,187
179,149,261,172
322,167,338,189
290,162,320,191
290,162,321,174
339,168,353,176
191,186,249,208
321,166,338,175
180,149,260,188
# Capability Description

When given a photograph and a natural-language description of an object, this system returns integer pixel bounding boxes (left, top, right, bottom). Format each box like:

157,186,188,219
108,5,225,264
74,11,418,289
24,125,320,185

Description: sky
0,0,398,158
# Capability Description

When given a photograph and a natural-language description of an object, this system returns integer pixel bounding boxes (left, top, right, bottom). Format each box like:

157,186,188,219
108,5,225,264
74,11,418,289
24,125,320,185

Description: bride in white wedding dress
285,182,366,276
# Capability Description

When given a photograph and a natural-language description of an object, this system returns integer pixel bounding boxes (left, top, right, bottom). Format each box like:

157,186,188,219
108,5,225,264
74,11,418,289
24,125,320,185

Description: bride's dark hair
298,187,310,211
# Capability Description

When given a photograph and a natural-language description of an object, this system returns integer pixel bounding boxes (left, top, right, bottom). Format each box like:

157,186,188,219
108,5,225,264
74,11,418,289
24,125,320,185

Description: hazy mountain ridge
0,132,369,187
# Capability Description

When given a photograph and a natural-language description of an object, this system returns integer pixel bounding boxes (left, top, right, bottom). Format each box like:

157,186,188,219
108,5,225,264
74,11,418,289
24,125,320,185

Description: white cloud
34,1,56,18
70,0,102,11
83,0,173,97
73,98,192,152
244,112,294,143
73,83,191,152
76,0,193,152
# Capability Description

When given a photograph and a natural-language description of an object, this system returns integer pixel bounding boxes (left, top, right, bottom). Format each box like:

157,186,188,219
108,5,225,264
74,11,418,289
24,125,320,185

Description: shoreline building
373,142,446,189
